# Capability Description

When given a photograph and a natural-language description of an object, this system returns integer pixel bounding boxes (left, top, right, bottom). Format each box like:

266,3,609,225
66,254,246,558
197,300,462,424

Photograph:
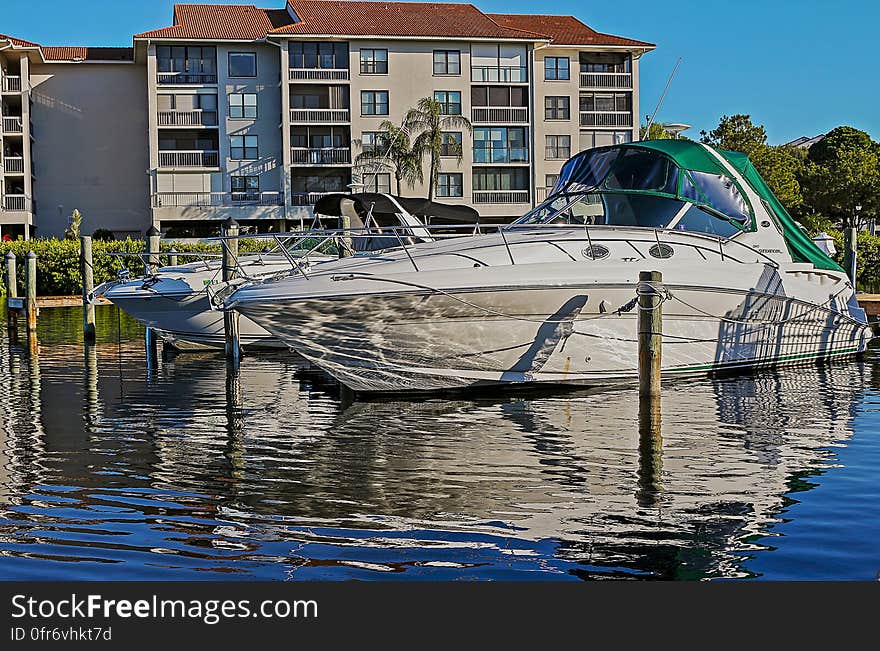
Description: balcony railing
579,111,633,128
471,66,528,83
2,194,29,211
535,187,556,202
157,72,218,85
471,107,529,123
289,68,350,81
291,147,352,164
2,76,22,93
579,72,633,89
158,110,218,127
152,192,283,207
473,147,529,164
2,156,24,173
290,191,337,206
472,190,530,204
2,116,23,133
289,108,350,123
158,150,220,168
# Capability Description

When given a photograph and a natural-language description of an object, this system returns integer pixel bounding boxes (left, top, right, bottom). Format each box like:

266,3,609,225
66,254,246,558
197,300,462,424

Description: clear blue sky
3,0,876,144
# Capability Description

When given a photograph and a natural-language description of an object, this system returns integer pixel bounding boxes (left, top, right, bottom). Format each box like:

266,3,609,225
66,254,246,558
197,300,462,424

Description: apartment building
1,2,654,238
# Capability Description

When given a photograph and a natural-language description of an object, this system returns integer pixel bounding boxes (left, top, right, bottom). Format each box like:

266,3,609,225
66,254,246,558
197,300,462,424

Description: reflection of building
1,2,655,238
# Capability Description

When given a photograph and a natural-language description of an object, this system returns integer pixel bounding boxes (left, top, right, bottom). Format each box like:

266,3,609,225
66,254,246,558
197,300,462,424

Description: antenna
644,57,682,137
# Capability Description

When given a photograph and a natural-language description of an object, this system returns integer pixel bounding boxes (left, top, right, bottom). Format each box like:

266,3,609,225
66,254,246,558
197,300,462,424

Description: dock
858,294,880,320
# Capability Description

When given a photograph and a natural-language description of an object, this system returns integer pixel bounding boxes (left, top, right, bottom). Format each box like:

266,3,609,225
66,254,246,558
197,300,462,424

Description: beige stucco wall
30,62,150,236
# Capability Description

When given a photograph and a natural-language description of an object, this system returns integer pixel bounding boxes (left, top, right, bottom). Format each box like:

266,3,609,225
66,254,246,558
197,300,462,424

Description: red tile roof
135,4,278,39
488,14,654,48
0,33,41,48
274,1,545,39
41,47,135,62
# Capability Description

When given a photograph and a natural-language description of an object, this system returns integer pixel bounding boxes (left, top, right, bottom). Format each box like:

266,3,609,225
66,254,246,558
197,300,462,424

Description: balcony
158,110,218,127
1,76,22,93
289,68,350,81
472,190,530,204
535,187,555,202
471,107,529,123
2,116,23,133
579,72,633,89
473,147,529,164
2,156,24,174
2,194,29,211
579,111,633,128
290,108,350,123
157,72,218,85
158,150,220,168
152,192,283,207
291,147,351,165
471,66,528,83
290,191,336,206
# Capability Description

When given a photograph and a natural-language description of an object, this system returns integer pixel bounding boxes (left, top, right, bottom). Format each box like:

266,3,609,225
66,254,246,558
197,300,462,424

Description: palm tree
404,97,472,200
353,120,423,195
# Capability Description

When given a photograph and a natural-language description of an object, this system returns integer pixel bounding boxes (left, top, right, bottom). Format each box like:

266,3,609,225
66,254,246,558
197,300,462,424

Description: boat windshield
514,145,752,238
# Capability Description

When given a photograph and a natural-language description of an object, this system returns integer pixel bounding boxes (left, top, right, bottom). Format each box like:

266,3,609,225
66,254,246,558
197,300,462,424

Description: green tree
801,126,880,229
639,122,676,140
353,120,423,194
404,97,472,200
63,209,83,240
700,114,767,157
752,145,805,212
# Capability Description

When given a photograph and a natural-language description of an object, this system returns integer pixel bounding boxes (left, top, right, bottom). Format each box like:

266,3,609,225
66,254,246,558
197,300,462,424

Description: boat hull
236,279,871,392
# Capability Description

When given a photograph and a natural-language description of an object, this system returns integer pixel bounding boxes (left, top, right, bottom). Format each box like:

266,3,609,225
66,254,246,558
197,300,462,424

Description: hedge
0,238,273,297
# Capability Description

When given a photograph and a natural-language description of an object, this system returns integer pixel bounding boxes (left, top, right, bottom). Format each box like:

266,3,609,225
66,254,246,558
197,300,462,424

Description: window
229,93,257,119
473,167,529,191
292,174,349,194
579,93,632,112
230,135,258,160
474,127,528,163
545,96,570,120
440,132,463,157
289,41,349,69
360,49,388,74
156,46,216,82
361,91,389,115
433,50,461,75
545,135,571,160
364,173,392,194
545,174,559,190
471,86,527,107
579,53,631,74
228,52,256,77
437,173,463,197
361,131,383,153
544,57,570,80
434,91,461,115
231,176,259,200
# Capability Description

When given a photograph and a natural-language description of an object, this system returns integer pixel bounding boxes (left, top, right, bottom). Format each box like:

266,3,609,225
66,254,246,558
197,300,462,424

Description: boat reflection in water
0,313,875,579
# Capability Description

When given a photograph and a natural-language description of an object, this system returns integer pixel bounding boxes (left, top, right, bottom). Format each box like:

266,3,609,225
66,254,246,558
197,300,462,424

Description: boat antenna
644,57,682,137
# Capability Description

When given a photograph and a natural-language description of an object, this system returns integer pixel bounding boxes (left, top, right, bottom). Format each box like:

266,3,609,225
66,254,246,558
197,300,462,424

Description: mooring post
636,269,663,505
147,225,161,275
222,218,241,367
339,214,352,258
144,326,158,374
80,235,96,343
4,251,17,332
25,250,37,336
169,246,178,267
843,226,858,285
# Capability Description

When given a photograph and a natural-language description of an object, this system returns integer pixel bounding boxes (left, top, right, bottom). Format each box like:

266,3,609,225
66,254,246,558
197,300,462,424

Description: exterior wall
29,61,150,236
0,51,35,237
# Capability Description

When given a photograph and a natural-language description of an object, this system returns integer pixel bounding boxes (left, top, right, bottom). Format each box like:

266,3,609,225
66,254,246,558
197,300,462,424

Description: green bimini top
552,139,841,272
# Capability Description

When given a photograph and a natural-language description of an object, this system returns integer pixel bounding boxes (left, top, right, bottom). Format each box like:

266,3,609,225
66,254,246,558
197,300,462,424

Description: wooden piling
80,235,96,343
843,227,858,285
147,225,161,275
222,218,241,367
4,251,17,332
339,214,353,258
25,250,37,335
144,326,158,374
638,270,662,398
169,247,178,267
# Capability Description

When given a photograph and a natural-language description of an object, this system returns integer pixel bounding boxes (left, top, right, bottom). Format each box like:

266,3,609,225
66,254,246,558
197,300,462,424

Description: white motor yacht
97,194,483,350
225,140,873,391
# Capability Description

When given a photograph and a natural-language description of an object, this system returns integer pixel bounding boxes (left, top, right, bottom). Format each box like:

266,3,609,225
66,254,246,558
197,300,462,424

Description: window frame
360,90,390,116
228,92,258,120
231,175,260,200
433,50,461,76
434,90,462,116
437,172,464,198
364,172,392,194
230,134,259,160
359,49,389,75
544,96,570,120
544,56,570,81
228,52,257,78
545,134,571,160
440,131,464,157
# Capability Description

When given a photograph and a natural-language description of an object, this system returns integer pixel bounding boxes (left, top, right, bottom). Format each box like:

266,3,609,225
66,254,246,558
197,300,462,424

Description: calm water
1,306,878,581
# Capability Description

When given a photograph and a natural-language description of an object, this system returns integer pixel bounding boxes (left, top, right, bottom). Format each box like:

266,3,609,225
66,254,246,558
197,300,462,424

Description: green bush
0,237,272,296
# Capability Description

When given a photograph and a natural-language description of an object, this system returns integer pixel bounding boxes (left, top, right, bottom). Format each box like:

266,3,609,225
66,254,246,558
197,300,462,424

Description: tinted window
228,53,256,77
